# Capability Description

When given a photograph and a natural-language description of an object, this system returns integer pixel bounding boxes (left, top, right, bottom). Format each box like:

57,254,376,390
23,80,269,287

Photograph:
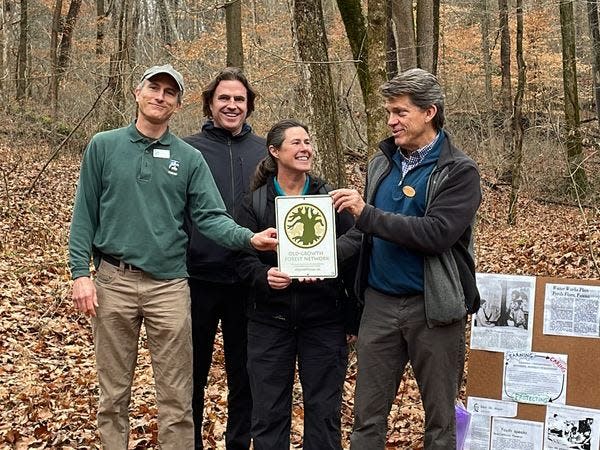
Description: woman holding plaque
235,119,359,449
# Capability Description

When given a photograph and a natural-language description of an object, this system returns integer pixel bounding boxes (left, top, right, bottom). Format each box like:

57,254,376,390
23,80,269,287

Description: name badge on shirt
153,148,171,159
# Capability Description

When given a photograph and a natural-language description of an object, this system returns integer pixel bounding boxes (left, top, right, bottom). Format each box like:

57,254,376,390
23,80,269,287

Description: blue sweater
368,135,444,295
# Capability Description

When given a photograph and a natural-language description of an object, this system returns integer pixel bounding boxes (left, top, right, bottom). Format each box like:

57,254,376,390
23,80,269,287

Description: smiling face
209,79,248,135
385,94,437,152
135,74,181,127
270,126,313,176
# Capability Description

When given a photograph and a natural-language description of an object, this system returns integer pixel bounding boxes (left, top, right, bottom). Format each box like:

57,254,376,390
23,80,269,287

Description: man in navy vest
331,68,481,449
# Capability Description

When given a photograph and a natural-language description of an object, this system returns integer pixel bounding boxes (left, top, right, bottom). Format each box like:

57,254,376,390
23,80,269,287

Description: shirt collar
398,131,440,164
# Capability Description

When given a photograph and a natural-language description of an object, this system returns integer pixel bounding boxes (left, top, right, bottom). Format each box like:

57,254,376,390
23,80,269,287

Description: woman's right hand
267,267,292,290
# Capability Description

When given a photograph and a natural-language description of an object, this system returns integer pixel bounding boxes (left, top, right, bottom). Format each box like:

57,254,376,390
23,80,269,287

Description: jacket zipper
228,138,235,215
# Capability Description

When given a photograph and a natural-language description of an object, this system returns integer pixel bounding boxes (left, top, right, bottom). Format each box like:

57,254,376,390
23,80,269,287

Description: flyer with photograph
464,397,518,450
471,273,536,353
545,404,600,450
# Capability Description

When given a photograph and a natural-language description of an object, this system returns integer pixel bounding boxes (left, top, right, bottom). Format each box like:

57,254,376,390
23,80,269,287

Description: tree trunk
498,0,511,111
508,0,526,225
498,0,513,181
416,0,434,72
49,0,62,113
290,0,346,187
431,0,439,75
336,0,369,106
560,0,588,195
16,0,27,101
56,0,81,86
386,0,397,79
480,0,493,104
226,0,243,68
391,0,417,72
586,0,600,127
366,0,389,158
96,0,106,57
157,0,172,45
103,0,131,130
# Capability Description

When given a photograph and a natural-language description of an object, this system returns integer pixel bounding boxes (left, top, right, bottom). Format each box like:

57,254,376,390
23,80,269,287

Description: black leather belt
100,254,142,271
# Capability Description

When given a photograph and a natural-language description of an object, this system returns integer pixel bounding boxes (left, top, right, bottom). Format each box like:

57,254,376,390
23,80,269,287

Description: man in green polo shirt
68,64,277,450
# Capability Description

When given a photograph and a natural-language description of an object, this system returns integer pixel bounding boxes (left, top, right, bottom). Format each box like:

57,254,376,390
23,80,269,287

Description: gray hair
380,68,445,130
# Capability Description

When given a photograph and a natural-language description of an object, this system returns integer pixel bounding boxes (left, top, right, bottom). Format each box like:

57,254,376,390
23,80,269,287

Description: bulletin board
465,276,600,422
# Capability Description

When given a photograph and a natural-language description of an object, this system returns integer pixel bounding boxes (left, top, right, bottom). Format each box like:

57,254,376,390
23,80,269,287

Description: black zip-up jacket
337,131,482,327
236,175,361,333
184,120,266,283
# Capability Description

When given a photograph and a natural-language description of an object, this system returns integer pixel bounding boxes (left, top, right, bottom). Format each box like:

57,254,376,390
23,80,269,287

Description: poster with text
543,283,600,338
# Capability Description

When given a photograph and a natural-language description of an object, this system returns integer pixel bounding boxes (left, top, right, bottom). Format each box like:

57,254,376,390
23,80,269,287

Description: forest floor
0,132,598,449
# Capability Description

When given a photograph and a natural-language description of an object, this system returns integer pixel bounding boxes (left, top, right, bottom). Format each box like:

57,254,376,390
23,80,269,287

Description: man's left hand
250,227,278,251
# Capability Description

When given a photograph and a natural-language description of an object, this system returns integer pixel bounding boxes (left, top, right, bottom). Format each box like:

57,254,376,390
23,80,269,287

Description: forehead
147,73,179,91
384,94,418,110
214,79,247,97
283,126,308,140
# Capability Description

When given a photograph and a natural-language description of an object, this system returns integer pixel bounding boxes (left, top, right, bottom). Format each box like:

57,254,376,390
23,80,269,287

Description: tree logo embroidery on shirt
284,203,327,248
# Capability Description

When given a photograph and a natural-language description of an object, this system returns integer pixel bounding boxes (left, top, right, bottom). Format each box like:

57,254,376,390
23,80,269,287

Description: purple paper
455,403,471,450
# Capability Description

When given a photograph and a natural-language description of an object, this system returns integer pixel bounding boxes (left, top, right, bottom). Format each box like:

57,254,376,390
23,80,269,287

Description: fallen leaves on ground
0,144,597,449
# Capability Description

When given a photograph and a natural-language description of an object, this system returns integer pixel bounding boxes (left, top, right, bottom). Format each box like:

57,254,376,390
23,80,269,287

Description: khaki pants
92,260,194,450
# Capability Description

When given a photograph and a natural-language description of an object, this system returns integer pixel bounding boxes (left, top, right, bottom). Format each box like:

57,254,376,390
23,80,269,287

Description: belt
100,254,142,272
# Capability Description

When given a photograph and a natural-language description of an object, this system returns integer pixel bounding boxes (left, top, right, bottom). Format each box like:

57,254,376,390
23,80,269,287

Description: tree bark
366,0,388,158
57,0,82,74
497,0,513,181
226,0,243,68
391,0,417,72
386,0,397,79
103,0,132,130
49,0,62,113
560,0,588,195
508,0,526,225
586,0,600,127
290,0,346,186
431,0,439,75
416,0,434,72
498,0,511,111
480,0,493,105
336,0,369,106
16,0,27,101
96,0,106,57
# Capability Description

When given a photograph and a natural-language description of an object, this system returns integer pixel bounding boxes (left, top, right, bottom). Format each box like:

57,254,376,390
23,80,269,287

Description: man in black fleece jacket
183,67,266,450
331,68,481,450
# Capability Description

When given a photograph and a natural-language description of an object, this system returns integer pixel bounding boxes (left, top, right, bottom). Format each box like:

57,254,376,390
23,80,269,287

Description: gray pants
350,288,466,450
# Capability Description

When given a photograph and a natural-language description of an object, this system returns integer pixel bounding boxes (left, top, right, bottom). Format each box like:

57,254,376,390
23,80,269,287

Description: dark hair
251,119,309,191
202,67,256,118
380,68,445,130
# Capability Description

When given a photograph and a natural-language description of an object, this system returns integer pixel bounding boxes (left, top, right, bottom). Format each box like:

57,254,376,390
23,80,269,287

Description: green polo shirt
69,123,253,279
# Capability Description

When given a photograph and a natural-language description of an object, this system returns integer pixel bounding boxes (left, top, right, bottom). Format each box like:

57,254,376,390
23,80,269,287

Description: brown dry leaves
0,143,598,449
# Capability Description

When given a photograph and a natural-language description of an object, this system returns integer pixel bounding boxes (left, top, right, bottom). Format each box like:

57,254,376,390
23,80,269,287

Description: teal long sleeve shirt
68,123,253,280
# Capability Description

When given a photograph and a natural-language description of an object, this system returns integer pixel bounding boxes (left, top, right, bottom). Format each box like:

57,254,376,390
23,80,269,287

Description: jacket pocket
424,251,467,327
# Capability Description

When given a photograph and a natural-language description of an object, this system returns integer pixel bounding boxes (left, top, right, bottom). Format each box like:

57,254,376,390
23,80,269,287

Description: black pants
190,278,252,450
247,320,348,450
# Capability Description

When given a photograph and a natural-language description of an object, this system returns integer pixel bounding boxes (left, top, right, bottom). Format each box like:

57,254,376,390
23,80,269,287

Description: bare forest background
1,0,599,448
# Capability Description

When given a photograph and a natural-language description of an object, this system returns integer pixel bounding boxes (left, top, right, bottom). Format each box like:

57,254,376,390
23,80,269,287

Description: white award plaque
275,194,337,278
